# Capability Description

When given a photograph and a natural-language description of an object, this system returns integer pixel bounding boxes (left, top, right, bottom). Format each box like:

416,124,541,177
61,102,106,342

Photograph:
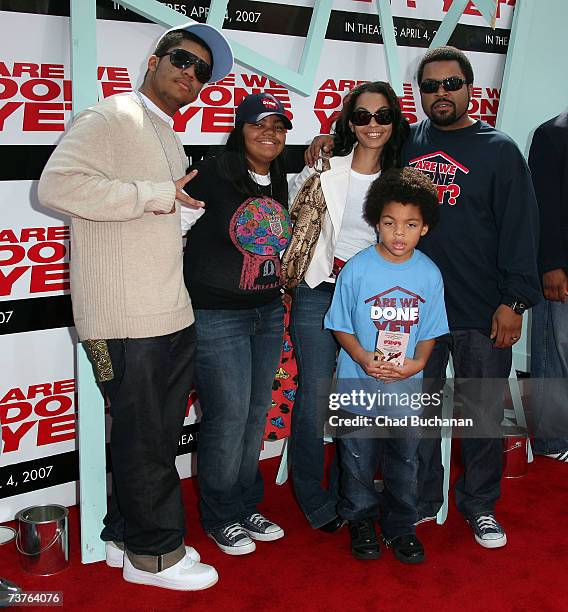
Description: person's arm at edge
528,124,568,302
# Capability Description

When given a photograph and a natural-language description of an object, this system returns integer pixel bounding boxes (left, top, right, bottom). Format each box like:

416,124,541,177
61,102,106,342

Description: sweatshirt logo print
230,196,292,290
364,286,425,333
409,151,469,206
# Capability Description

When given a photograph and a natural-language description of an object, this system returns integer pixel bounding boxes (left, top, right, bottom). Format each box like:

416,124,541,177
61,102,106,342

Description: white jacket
288,151,354,288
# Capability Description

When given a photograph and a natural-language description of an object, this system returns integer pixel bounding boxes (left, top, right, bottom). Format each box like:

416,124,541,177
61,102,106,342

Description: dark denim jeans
100,326,196,557
289,282,340,528
338,436,419,539
420,330,510,518
531,299,568,454
194,298,284,532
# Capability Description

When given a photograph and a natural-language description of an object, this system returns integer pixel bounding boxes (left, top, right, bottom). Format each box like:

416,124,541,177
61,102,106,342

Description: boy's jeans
531,299,568,455
338,436,419,539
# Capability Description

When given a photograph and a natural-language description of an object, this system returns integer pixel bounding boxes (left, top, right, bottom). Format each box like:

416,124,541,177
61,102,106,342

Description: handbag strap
313,150,331,176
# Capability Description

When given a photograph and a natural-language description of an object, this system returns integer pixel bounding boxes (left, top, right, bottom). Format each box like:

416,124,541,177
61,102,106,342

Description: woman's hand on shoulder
304,135,334,167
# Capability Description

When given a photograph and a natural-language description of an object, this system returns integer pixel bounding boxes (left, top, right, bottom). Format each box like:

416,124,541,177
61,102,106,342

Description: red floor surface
0,453,566,612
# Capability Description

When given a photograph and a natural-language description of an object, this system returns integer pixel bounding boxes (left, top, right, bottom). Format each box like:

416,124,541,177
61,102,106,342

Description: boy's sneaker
106,541,200,568
348,518,381,560
208,523,256,555
123,551,217,591
384,534,425,564
241,513,284,542
467,514,507,548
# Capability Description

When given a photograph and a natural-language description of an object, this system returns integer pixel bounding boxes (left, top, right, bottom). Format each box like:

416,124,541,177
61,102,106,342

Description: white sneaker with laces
241,513,284,542
468,514,507,549
106,542,200,568
122,551,217,591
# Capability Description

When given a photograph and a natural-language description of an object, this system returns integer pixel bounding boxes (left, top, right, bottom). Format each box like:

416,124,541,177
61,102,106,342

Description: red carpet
0,453,566,612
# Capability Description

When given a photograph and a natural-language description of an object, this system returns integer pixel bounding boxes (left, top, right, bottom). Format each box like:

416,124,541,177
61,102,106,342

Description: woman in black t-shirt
183,93,292,556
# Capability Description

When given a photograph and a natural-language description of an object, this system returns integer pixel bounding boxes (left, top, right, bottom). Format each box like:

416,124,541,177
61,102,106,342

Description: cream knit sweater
38,93,194,340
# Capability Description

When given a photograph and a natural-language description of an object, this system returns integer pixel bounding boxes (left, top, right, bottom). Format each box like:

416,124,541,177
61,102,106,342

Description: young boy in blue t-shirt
324,167,448,564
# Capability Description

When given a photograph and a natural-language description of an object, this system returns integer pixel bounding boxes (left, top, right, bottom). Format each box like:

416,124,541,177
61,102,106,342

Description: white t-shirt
333,169,380,262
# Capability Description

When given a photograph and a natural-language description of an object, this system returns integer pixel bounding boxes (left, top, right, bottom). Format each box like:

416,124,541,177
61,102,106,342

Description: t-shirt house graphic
365,286,425,333
409,151,470,205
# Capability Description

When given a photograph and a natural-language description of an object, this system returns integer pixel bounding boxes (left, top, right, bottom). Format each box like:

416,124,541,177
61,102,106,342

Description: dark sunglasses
156,48,212,84
419,76,467,94
350,108,394,126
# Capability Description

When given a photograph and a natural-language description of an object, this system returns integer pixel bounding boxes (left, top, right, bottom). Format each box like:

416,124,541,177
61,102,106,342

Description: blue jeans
194,298,284,532
289,283,340,528
531,299,568,454
419,330,510,518
338,436,419,539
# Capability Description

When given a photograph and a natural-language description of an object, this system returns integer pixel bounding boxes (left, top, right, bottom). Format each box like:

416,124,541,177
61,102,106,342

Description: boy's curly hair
364,167,440,229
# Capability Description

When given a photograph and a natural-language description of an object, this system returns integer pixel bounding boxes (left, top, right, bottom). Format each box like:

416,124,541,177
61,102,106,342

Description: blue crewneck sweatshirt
403,119,541,331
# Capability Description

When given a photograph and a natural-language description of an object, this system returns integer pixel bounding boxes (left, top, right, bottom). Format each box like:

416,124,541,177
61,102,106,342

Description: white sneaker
106,541,200,568
123,551,218,591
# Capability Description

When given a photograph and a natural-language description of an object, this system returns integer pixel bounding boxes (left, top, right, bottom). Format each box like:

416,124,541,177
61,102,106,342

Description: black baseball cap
235,93,292,129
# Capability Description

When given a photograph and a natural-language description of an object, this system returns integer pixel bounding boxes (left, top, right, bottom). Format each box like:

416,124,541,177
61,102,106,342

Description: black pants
420,330,511,518
99,326,196,557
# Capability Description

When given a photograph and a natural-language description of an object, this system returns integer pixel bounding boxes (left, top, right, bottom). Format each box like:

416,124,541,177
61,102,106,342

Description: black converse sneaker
544,451,568,462
468,514,507,548
208,523,256,555
241,513,284,542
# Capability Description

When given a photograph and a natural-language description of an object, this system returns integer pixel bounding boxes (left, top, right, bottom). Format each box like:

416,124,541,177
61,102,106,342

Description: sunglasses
419,76,467,94
157,48,212,84
350,108,394,126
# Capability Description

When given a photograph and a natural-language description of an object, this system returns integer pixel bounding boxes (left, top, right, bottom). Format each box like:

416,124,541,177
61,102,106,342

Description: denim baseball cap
235,93,293,129
159,22,234,83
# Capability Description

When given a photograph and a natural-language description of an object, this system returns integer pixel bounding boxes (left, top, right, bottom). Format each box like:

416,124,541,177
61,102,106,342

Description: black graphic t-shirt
183,156,291,309
403,119,541,331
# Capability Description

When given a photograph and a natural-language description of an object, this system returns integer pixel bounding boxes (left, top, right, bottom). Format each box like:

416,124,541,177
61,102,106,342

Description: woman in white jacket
288,81,409,532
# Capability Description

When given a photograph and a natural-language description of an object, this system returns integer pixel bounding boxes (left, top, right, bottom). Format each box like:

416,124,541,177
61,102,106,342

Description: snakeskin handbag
281,153,331,289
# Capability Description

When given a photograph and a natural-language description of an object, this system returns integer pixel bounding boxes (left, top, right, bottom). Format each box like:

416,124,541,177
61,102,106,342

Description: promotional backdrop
0,0,515,517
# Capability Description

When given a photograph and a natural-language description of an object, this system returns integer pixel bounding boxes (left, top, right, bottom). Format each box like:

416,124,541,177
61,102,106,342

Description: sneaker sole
123,571,218,591
244,528,284,542
474,534,507,549
414,516,437,526
393,549,425,564
352,548,381,560
208,534,256,555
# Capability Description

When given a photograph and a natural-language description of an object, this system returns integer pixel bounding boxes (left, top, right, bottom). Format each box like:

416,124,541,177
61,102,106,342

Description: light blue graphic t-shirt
324,245,449,380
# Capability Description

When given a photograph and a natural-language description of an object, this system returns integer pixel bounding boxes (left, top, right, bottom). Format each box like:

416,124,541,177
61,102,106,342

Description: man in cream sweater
38,23,233,591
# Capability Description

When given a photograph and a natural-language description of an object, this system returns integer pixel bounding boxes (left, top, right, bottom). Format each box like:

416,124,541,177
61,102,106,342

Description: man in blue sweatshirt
405,46,541,548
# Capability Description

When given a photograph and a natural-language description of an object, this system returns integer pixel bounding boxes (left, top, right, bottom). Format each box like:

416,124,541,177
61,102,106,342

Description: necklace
135,91,187,181
249,170,273,198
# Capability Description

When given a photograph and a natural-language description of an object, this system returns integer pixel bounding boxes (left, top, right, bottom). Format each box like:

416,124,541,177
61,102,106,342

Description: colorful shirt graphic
230,196,292,290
